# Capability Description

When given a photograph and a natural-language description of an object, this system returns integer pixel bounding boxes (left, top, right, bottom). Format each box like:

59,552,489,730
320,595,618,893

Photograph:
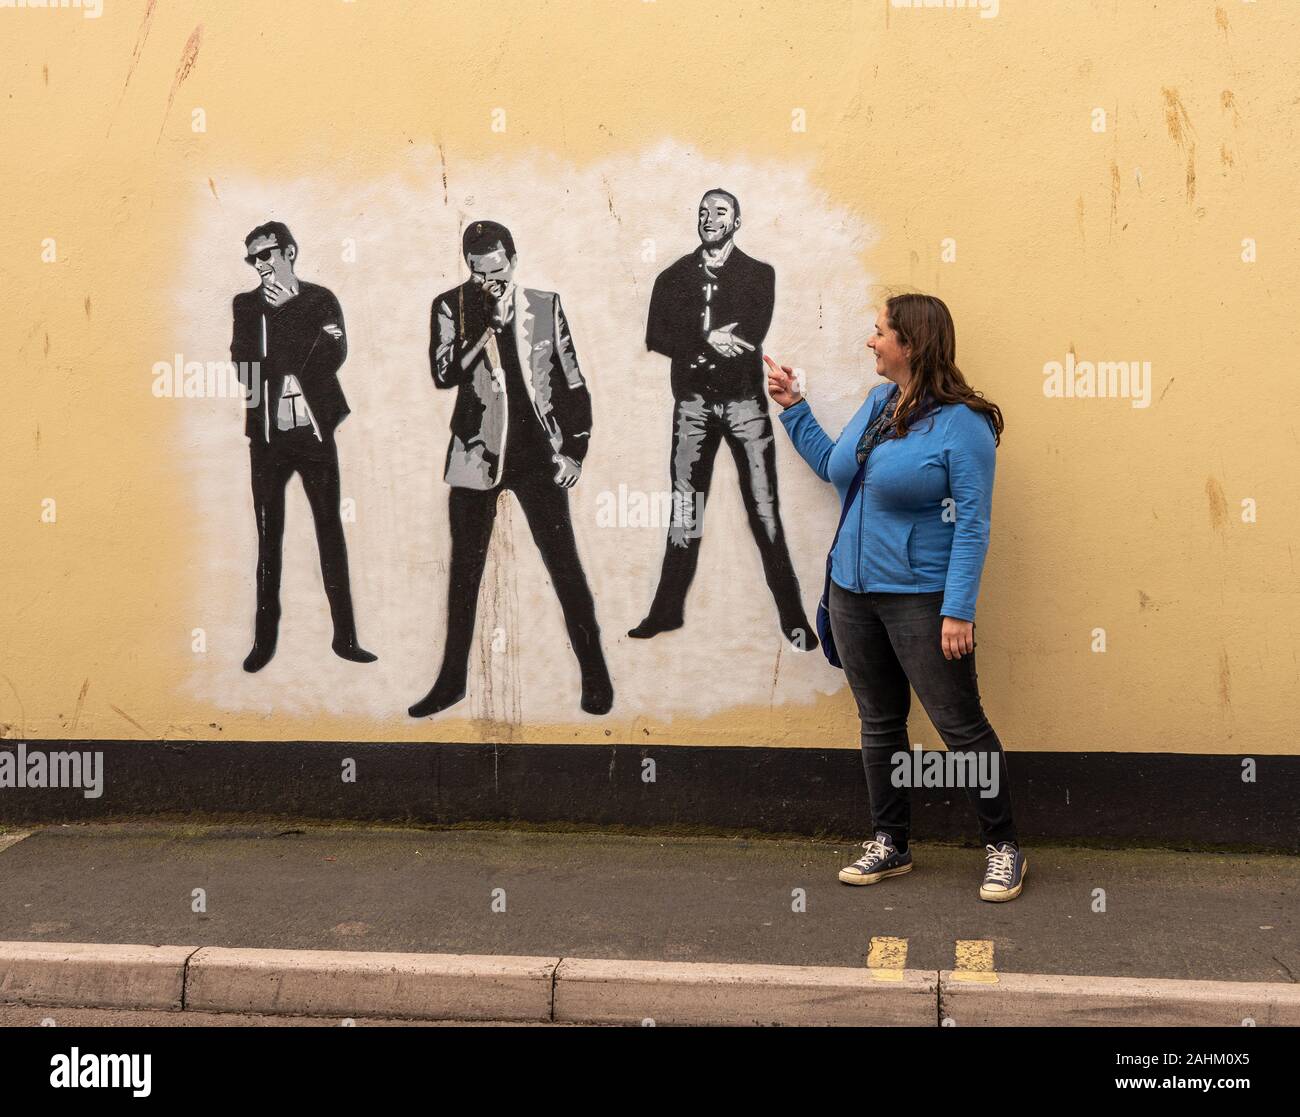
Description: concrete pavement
0,821,1295,1024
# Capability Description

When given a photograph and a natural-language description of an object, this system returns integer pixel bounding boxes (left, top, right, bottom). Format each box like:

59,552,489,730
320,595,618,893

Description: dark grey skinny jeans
828,582,1018,849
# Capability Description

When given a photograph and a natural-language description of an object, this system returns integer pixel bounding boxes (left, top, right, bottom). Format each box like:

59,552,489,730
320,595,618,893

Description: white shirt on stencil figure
275,374,320,438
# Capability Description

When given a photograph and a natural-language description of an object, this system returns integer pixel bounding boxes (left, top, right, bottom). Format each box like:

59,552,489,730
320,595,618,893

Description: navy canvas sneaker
838,832,913,886
979,841,1028,901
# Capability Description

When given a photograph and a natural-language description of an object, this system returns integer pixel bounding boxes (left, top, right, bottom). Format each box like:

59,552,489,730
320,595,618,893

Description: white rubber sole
979,858,1028,902
838,861,914,886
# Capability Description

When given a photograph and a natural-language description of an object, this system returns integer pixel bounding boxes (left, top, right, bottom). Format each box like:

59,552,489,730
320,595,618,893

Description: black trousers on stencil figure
425,459,609,715
248,427,363,658
413,252,612,717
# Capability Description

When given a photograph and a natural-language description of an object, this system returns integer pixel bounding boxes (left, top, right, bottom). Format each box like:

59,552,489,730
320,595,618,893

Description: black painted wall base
0,741,1295,852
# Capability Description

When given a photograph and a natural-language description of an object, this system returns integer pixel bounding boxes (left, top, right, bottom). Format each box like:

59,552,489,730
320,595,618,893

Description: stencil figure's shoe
780,613,818,651
627,614,684,639
979,841,1028,902
838,832,914,886
579,667,614,716
333,639,378,664
242,639,277,674
408,677,467,718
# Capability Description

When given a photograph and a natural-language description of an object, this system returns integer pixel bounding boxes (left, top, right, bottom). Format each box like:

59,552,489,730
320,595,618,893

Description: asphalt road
0,822,1295,983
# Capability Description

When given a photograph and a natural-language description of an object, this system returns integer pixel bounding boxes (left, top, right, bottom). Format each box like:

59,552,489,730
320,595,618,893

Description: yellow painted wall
1,0,1296,752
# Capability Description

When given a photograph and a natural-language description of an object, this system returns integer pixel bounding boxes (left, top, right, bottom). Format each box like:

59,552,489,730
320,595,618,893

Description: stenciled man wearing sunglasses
229,221,376,673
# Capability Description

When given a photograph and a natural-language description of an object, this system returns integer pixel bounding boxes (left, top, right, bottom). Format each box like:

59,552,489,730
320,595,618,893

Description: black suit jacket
430,280,592,490
230,280,350,442
645,245,775,403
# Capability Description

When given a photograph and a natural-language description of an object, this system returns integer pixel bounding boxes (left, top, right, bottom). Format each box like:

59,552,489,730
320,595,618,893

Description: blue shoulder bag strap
830,456,869,554
817,387,899,667
816,455,868,668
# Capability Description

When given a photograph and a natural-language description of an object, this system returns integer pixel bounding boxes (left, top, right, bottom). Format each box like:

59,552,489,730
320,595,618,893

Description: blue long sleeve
939,405,996,622
777,387,996,622
778,386,890,498
777,398,837,482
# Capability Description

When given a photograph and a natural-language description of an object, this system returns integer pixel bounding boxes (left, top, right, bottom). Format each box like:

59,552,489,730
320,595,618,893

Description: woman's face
868,310,911,384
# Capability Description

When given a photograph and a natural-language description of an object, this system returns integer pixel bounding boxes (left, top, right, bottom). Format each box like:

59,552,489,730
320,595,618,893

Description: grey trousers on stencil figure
828,582,1017,848
639,393,810,635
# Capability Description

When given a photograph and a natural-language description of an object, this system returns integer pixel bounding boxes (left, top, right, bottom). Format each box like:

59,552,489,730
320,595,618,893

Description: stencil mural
180,144,874,722
408,221,613,717
230,222,377,673
629,190,814,649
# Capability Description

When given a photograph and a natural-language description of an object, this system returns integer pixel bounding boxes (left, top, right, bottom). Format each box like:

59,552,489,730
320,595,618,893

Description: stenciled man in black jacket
408,220,613,718
629,190,815,649
230,221,376,673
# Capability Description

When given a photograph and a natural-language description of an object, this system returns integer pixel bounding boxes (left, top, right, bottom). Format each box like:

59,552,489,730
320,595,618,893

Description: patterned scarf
856,388,901,465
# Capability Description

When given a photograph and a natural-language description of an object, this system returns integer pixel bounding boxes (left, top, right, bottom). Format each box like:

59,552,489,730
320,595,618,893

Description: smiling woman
768,293,1026,902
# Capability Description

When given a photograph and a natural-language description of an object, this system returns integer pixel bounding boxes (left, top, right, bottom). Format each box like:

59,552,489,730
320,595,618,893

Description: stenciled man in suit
230,221,376,673
629,190,815,649
409,220,614,717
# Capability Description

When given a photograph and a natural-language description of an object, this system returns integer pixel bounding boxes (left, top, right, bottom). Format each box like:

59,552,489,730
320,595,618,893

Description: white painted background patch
174,141,879,725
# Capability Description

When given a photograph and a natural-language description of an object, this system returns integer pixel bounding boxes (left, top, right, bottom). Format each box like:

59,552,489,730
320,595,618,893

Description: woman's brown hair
883,293,1003,445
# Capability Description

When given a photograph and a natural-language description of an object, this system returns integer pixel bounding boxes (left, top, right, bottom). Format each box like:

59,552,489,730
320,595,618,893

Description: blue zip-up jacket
778,384,996,622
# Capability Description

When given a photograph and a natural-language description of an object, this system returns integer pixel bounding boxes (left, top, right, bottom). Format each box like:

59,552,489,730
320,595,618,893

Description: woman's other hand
941,617,975,660
763,355,804,409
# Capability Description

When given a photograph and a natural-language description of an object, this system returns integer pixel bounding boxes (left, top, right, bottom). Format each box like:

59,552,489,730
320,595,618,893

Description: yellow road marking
0,831,32,855
866,936,907,981
952,939,998,984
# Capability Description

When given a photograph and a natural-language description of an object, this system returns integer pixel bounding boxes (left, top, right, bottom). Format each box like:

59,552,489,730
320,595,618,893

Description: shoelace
853,839,890,870
984,844,1016,885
